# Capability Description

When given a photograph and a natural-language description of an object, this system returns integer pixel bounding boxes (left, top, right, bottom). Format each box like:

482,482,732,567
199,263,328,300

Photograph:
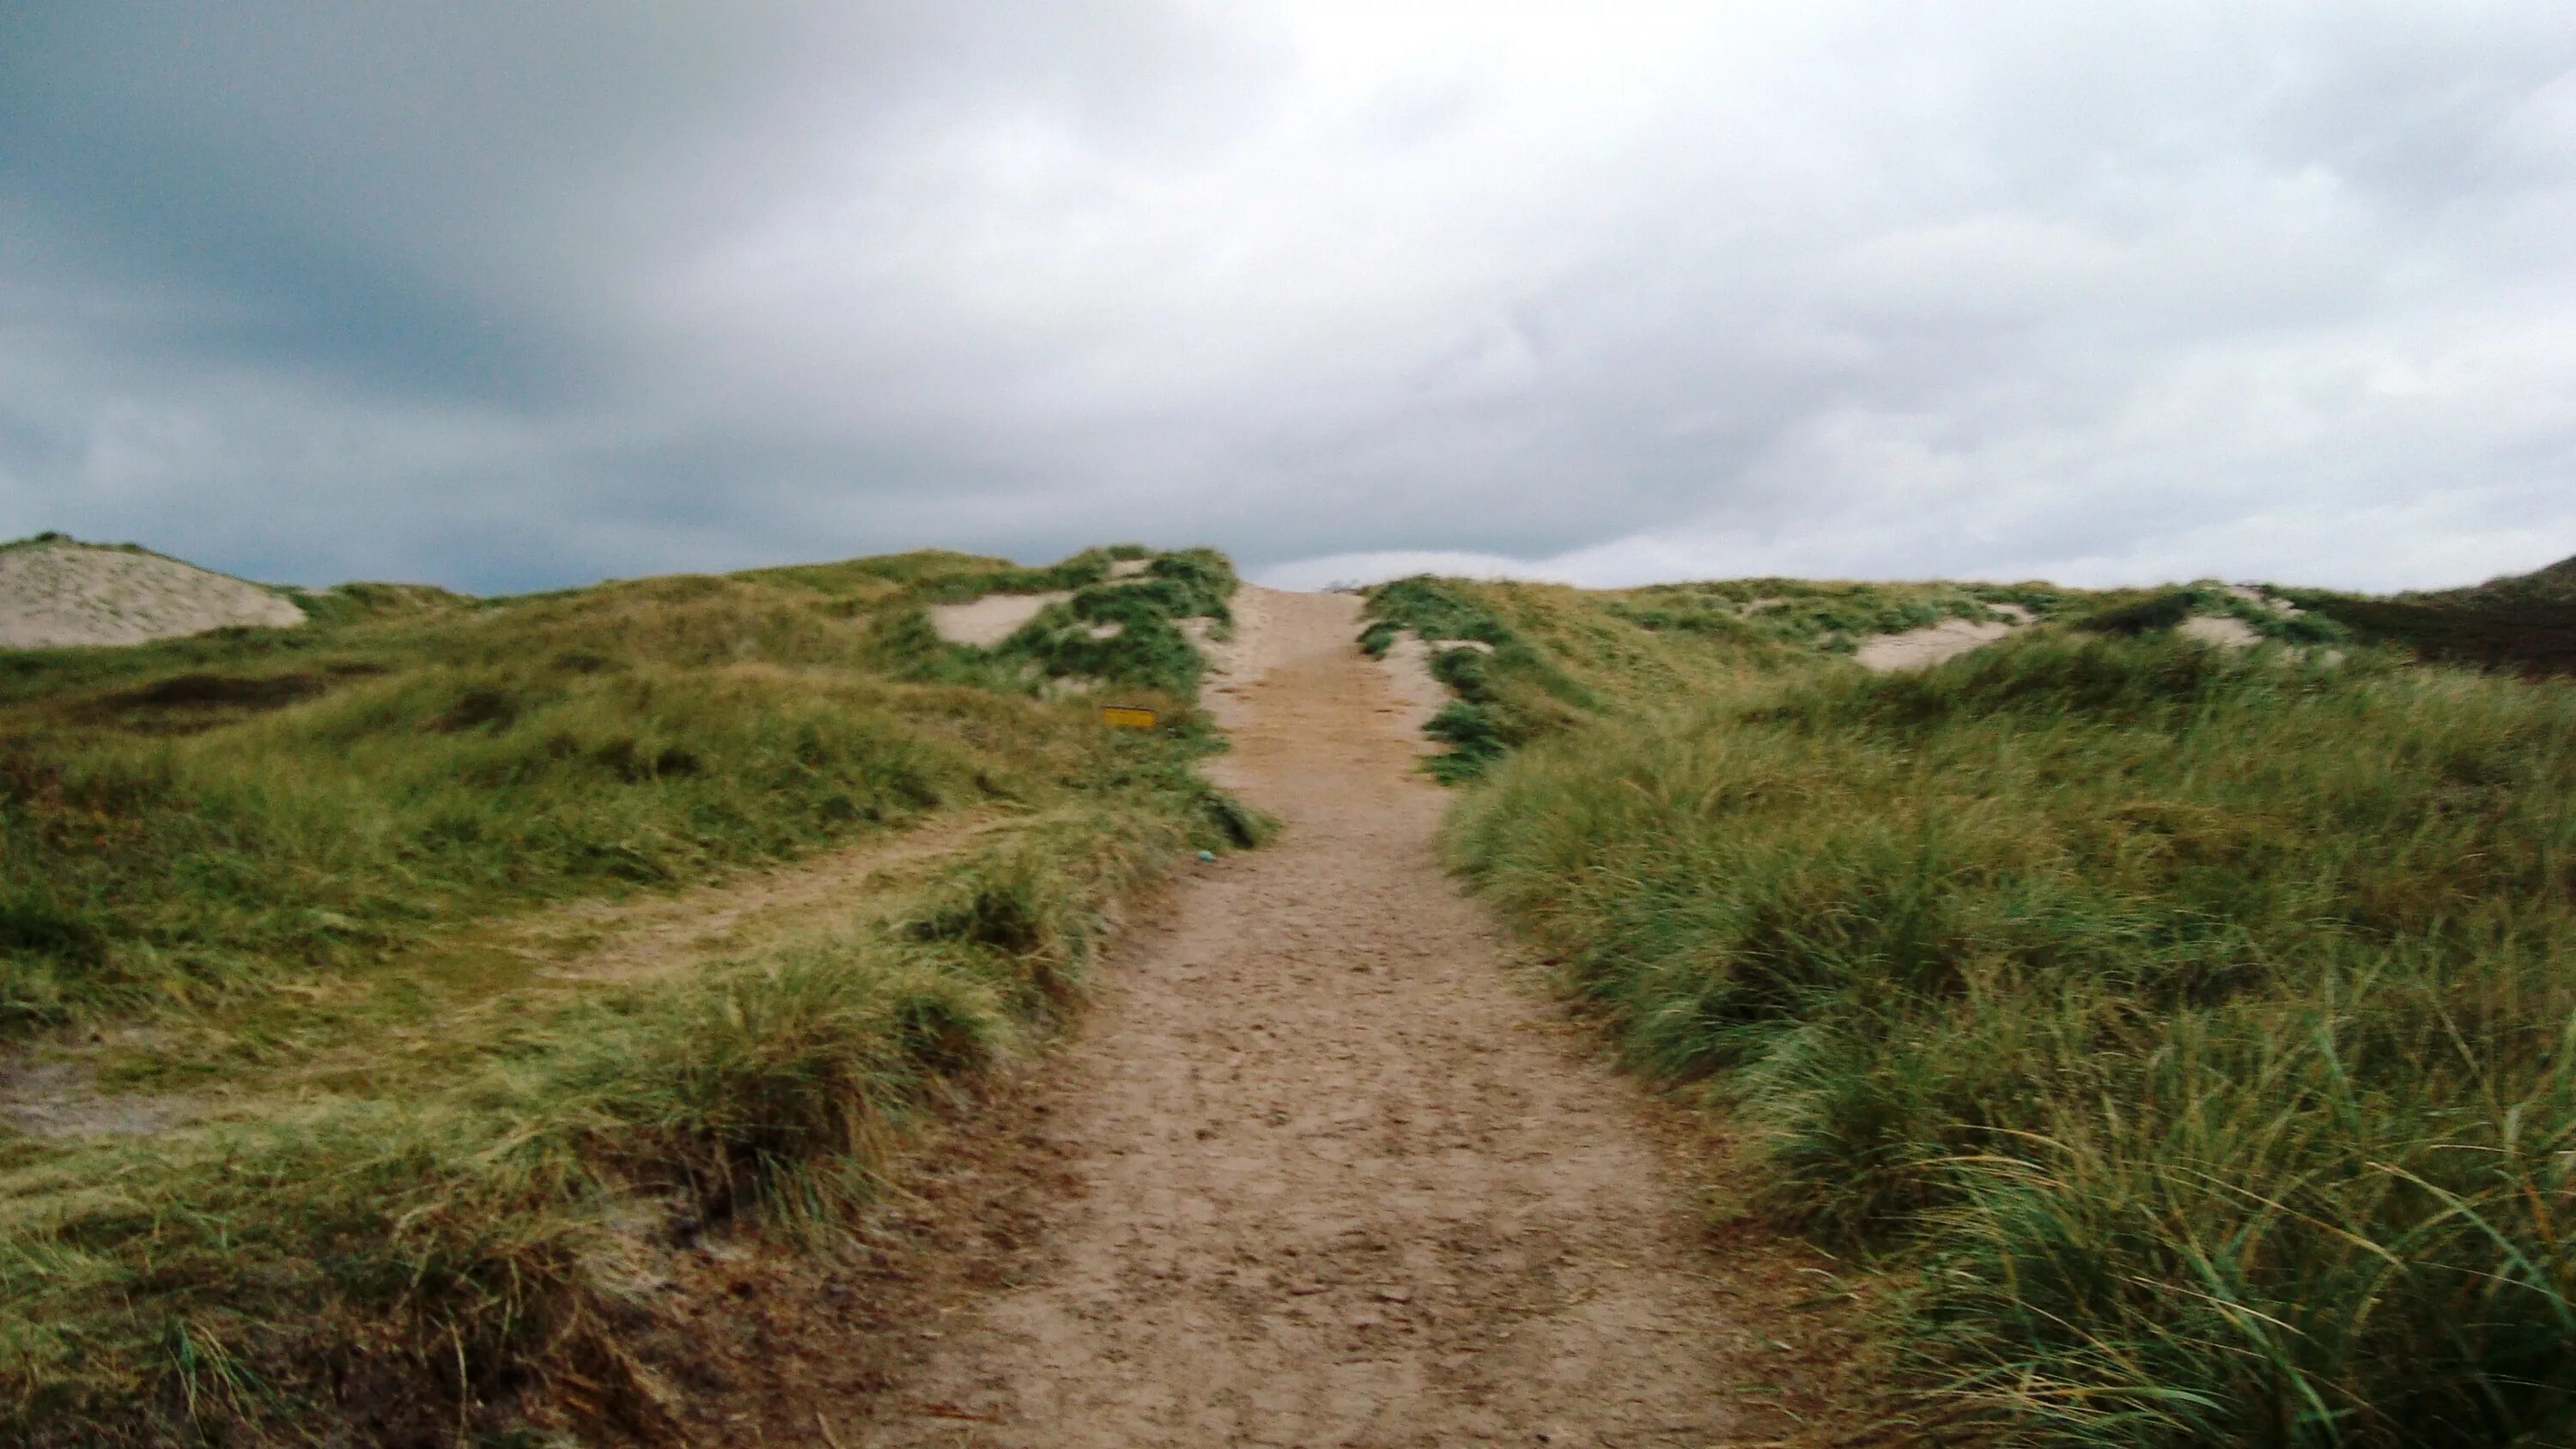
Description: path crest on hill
854,587,1810,1447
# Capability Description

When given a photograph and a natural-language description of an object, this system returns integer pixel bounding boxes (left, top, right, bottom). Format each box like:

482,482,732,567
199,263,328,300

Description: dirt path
847,587,1841,1448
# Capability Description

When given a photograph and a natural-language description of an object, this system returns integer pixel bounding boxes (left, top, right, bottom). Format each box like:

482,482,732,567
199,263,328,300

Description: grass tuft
1443,615,2576,1446
995,548,1239,697
2077,582,2351,646
0,545,1261,1444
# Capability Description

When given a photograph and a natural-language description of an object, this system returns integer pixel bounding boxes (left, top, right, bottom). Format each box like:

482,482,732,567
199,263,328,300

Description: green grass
3,792,1237,1446
0,533,151,559
2268,555,2576,681
0,548,1238,1034
2079,582,2349,647
1357,577,1601,780
995,547,1240,697
0,543,1261,1444
2287,592,2576,680
1358,573,2066,781
1443,623,2576,1446
1609,575,2068,656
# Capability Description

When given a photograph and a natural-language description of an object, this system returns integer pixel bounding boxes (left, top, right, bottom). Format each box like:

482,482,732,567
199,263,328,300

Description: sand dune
0,539,305,648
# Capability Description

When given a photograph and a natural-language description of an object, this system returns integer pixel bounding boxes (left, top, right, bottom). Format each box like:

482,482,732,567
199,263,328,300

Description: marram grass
1445,629,2576,1446
2,798,1225,1444
0,545,1236,1033
0,545,1261,1444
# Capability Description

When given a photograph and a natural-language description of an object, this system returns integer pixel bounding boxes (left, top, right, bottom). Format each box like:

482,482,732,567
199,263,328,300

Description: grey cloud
3,3,2572,596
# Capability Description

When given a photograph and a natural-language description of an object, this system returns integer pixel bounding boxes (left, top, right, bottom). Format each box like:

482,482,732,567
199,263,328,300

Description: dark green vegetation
1607,575,2068,652
0,545,1256,1445
2078,583,2348,646
1358,573,2052,780
2300,592,2576,677
0,532,150,558
2284,557,2576,680
1358,577,1597,781
994,547,1240,697
1401,566,2576,1446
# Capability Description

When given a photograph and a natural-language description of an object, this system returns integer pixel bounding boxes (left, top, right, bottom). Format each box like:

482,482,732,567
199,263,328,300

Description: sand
925,561,1161,648
2178,614,2265,647
0,540,306,648
1854,615,2008,671
2182,585,2330,651
1852,603,2034,673
927,591,1072,647
829,586,1851,1446
1371,630,1461,747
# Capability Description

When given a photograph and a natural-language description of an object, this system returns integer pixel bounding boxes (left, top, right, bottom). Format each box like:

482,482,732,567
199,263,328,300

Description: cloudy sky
4,3,2573,595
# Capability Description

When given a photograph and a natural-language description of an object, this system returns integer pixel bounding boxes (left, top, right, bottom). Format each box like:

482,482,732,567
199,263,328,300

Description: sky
4,3,2573,596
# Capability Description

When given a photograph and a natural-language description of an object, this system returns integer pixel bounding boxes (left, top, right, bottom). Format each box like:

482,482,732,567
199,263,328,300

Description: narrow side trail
857,589,1825,1447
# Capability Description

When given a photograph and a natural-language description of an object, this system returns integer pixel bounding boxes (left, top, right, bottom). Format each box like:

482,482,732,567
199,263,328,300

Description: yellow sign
1099,704,1159,731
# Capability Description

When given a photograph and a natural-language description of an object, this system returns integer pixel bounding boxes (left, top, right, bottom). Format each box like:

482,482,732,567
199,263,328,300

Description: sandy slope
0,541,305,647
924,560,1159,647
845,586,1848,1447
1854,603,2032,672
927,591,1072,646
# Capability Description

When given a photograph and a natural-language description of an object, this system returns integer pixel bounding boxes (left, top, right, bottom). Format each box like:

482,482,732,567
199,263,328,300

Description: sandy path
854,587,1809,1447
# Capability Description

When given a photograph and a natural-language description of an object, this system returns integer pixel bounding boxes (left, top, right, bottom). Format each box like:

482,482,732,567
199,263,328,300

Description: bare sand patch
0,541,305,648
2185,585,2343,653
2179,614,2264,647
1371,630,1458,749
1352,630,1495,758
927,565,1166,648
927,591,1071,647
1195,585,1298,731
1855,615,2019,672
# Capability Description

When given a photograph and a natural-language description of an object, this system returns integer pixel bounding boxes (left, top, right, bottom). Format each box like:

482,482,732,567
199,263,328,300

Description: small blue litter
1196,850,1217,863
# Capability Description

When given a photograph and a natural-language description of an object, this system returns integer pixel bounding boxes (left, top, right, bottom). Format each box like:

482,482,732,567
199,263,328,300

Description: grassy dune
0,545,1237,1031
1358,572,2060,779
0,546,1257,1444
1389,572,2576,1445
